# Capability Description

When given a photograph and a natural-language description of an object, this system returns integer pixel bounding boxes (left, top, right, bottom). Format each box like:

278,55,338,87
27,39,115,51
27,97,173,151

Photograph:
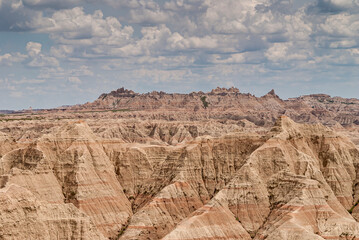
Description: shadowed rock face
1,109,359,239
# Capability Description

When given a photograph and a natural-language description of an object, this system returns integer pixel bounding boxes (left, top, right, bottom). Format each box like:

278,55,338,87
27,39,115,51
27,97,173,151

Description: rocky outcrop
37,121,133,238
0,132,16,158
0,184,105,239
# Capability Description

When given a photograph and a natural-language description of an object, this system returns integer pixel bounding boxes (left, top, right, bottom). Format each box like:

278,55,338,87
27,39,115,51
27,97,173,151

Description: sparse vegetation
0,117,44,122
73,109,130,114
348,199,359,214
111,218,130,239
112,109,130,112
200,96,209,109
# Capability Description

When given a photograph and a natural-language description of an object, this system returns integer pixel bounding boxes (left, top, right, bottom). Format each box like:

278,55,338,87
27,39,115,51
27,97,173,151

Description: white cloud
329,40,357,49
167,32,218,50
108,24,172,57
70,65,94,77
50,45,74,58
129,7,170,24
265,43,289,62
68,76,82,83
28,56,59,67
26,42,42,56
24,6,136,61
26,41,59,67
0,52,27,65
320,13,359,37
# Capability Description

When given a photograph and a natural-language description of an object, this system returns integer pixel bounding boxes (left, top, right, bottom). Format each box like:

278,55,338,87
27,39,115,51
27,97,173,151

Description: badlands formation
1,87,359,239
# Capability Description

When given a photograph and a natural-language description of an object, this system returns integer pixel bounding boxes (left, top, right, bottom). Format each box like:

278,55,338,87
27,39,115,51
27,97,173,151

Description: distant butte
68,87,359,128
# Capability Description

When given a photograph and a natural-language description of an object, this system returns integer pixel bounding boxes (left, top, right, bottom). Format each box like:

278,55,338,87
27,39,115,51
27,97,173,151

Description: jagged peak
97,86,242,100
99,87,137,99
271,115,330,139
270,115,303,138
209,87,240,95
262,89,280,99
268,89,276,95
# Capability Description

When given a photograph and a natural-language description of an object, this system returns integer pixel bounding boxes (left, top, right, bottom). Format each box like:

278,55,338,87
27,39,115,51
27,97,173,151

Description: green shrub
200,96,209,109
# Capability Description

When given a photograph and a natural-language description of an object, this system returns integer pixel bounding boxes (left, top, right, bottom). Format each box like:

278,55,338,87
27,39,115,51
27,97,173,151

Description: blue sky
0,0,358,109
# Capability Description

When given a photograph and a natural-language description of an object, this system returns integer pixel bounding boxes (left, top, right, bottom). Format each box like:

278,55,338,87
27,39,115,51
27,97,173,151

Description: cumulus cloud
128,1,173,25
167,32,218,50
26,42,42,56
50,45,74,58
0,52,27,65
265,42,309,62
26,41,59,67
319,13,359,37
33,7,135,58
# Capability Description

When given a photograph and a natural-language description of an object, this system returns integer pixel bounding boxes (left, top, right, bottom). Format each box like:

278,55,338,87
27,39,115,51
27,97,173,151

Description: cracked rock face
1,113,359,240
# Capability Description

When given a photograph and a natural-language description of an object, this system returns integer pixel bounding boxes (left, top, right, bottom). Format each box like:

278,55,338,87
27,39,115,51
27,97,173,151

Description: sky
0,0,359,109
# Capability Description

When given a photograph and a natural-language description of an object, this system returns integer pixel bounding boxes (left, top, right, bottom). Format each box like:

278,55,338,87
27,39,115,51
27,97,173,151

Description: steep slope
116,134,266,239
37,121,133,238
0,121,133,239
0,184,105,239
163,116,359,240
